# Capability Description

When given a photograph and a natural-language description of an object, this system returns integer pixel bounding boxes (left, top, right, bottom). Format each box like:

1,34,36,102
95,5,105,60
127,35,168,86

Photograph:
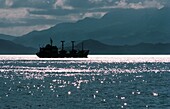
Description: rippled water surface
0,55,170,109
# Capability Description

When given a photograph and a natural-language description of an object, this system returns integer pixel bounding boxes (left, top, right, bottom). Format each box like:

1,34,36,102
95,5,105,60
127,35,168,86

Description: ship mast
82,42,84,51
71,41,75,50
61,41,65,50
50,38,53,46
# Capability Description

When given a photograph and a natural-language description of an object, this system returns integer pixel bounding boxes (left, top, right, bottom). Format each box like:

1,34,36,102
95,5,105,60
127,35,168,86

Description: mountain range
79,39,170,54
0,38,170,54
0,39,37,54
0,34,15,41
12,8,170,48
0,8,170,54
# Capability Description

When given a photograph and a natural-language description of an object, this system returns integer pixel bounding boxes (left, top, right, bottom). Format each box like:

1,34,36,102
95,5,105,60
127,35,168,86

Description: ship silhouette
36,39,89,58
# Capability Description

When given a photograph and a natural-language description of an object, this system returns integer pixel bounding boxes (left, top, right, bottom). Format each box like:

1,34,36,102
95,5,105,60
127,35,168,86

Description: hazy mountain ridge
0,8,169,55
0,34,16,41
0,39,37,54
0,38,170,54
77,39,170,54
13,8,170,48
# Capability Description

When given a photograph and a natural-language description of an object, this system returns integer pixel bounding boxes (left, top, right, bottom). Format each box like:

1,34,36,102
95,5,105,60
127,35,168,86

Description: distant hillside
0,34,15,41
14,8,170,47
0,39,37,54
76,39,170,54
0,38,170,54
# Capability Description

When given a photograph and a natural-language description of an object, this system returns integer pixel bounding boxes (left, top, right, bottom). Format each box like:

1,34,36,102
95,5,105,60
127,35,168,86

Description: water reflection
0,55,170,108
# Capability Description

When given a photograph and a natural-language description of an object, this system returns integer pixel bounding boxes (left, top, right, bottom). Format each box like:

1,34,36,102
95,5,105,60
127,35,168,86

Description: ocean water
0,55,170,109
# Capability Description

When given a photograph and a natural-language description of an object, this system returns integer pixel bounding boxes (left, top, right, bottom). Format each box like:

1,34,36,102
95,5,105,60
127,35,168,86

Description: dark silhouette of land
0,39,170,54
0,34,15,41
12,8,170,48
0,39,37,54
76,39,170,54
0,8,170,54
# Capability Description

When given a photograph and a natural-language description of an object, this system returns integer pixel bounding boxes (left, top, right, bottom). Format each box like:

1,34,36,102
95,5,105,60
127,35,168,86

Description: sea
0,55,170,109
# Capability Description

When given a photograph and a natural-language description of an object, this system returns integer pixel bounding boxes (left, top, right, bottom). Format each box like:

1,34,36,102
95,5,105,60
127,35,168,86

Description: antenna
50,38,53,46
61,41,65,50
82,42,84,51
71,41,75,50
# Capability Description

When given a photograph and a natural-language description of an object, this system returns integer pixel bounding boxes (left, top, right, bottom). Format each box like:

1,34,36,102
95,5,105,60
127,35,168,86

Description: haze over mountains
12,8,170,47
0,34,15,41
78,39,170,54
0,8,170,54
0,39,37,54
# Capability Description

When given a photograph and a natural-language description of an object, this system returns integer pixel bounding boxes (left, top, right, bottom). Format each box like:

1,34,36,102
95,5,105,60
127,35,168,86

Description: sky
0,0,169,36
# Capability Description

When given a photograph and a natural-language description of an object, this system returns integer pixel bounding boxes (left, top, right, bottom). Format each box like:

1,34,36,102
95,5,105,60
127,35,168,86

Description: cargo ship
36,39,89,58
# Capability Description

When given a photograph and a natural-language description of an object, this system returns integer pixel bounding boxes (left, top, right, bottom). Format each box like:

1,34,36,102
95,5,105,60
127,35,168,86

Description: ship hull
36,50,89,58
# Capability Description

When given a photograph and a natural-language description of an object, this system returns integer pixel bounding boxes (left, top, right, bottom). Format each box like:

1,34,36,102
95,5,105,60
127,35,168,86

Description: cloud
88,0,114,4
0,7,58,28
53,0,74,10
5,0,13,7
143,0,164,9
0,25,53,36
114,0,164,9
83,12,106,18
0,8,28,20
0,0,168,36
88,0,103,4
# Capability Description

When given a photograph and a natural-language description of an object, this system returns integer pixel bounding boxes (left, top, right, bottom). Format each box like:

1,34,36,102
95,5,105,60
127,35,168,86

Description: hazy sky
0,0,168,36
